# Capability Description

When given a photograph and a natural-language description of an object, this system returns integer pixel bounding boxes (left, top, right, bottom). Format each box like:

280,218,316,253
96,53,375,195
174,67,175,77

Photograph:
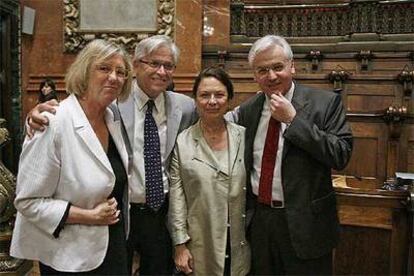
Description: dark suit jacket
232,83,353,259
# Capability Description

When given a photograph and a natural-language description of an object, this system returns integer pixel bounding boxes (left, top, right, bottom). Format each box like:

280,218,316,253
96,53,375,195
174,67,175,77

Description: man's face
252,46,295,97
134,46,175,99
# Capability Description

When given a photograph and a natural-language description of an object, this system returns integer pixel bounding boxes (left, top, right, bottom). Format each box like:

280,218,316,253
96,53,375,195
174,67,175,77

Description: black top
38,90,58,103
107,135,127,210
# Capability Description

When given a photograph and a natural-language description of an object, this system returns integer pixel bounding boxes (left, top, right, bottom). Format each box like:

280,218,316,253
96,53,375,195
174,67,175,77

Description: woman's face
86,54,127,107
196,77,229,121
41,84,52,95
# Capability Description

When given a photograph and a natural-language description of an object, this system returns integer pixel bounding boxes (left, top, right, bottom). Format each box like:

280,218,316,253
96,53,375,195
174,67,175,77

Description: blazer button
243,187,246,191
240,241,246,246
242,214,246,218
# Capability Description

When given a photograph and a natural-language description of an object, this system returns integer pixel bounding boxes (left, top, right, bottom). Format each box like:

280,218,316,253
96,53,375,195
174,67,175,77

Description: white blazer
10,94,131,272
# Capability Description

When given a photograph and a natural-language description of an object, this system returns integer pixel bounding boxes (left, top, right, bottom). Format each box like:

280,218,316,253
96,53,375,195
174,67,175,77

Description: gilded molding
0,119,19,272
63,0,175,53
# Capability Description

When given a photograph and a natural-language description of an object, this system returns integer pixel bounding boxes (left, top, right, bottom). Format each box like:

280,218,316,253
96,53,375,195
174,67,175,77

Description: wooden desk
334,187,410,275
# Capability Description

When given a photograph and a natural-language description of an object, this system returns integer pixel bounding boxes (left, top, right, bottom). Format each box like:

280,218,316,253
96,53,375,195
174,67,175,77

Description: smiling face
85,54,126,107
253,46,295,97
196,77,229,122
134,46,175,99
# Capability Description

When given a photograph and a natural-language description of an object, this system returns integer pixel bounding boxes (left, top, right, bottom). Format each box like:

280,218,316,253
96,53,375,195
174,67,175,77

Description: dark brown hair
192,66,234,99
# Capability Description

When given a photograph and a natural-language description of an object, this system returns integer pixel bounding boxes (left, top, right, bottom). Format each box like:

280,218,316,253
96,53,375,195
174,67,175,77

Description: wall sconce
306,50,323,71
383,105,407,139
328,66,350,93
397,65,414,96
203,14,214,37
356,50,374,71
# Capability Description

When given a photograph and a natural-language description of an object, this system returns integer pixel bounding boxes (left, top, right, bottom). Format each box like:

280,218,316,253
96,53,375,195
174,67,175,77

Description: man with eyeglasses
118,35,197,275
27,35,197,275
227,35,353,275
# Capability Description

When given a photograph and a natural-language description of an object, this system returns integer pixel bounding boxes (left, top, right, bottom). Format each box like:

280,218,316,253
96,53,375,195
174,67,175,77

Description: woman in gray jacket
169,67,250,276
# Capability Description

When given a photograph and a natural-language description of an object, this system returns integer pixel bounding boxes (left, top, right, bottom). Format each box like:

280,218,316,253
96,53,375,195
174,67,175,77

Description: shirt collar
133,80,165,113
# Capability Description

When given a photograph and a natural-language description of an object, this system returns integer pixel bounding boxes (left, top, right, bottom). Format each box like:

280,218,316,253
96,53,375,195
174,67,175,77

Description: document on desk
395,172,414,180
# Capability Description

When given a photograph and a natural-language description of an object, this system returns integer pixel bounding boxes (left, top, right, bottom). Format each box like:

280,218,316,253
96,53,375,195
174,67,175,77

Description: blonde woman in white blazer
10,40,133,274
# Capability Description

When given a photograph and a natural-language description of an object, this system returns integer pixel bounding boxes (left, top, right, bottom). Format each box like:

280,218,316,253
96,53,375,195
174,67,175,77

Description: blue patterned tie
144,100,164,210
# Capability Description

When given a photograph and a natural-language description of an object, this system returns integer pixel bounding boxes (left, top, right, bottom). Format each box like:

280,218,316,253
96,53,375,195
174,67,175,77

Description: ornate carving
328,67,350,93
0,118,23,272
383,105,408,139
306,50,323,71
398,65,414,96
63,0,175,53
356,50,374,71
230,1,414,38
217,50,227,68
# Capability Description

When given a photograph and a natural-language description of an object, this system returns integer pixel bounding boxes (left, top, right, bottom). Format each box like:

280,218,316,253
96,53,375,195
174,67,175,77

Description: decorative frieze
231,1,414,38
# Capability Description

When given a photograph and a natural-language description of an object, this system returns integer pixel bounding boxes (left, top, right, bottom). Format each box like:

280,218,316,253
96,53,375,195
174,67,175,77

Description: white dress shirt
129,84,169,203
251,83,295,202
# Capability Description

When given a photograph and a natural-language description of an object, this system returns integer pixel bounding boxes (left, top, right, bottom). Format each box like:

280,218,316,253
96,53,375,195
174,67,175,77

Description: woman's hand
90,197,120,225
67,197,120,225
174,244,193,274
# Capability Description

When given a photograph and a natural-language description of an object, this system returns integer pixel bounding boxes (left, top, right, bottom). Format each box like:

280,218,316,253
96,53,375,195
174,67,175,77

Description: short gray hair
248,35,293,67
65,39,132,101
134,35,180,64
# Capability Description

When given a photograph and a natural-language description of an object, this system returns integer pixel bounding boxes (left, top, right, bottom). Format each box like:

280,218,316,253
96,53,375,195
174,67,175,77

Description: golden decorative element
0,119,26,272
328,66,350,93
383,105,408,139
63,0,175,53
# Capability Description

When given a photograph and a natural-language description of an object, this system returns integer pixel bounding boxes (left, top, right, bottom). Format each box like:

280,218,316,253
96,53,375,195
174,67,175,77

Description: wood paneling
335,226,391,274
335,188,409,275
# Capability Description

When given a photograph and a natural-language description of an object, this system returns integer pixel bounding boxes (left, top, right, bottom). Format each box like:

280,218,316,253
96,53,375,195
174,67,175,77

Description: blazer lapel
282,83,310,160
191,121,221,172
227,123,242,174
244,93,266,170
117,83,136,149
165,91,182,159
106,110,129,174
70,95,113,173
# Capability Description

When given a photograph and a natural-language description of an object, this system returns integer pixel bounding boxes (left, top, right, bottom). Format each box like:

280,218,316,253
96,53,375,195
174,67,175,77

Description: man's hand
269,92,296,123
174,244,193,274
27,99,59,138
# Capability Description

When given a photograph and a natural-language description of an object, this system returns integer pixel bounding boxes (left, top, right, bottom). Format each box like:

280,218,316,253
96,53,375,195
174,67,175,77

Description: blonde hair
65,39,132,101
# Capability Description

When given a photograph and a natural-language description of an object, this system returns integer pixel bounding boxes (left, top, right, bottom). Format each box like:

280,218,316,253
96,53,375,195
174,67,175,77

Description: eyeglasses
139,59,176,72
95,64,129,79
255,61,291,77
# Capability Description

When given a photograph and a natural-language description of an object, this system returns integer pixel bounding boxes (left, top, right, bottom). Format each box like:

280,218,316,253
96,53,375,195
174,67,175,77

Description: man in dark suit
229,35,353,275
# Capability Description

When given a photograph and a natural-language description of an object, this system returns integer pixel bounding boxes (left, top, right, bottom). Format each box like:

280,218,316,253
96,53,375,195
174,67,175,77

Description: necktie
258,117,281,205
144,100,164,210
